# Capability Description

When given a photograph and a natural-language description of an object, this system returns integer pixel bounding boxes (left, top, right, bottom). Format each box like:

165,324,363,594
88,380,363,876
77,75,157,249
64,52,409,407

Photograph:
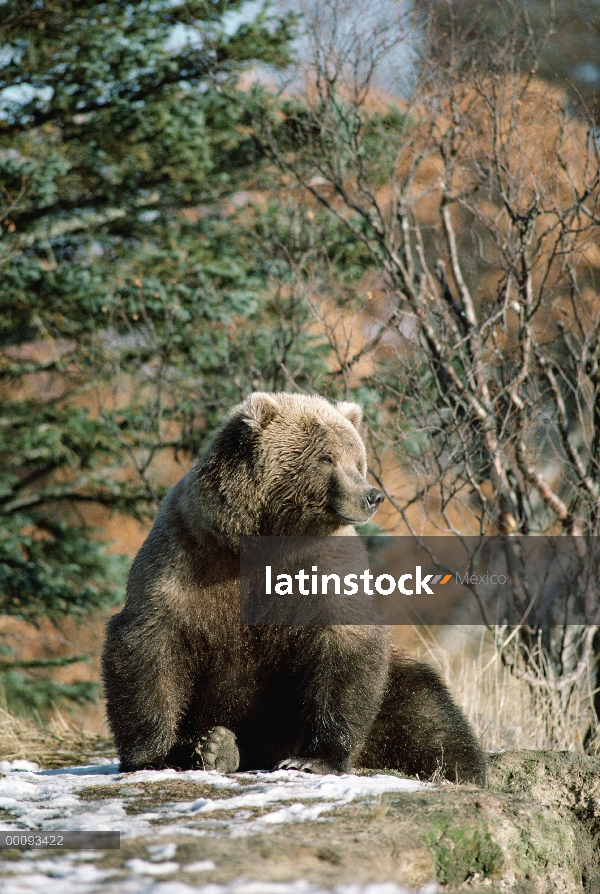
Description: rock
485,750,600,893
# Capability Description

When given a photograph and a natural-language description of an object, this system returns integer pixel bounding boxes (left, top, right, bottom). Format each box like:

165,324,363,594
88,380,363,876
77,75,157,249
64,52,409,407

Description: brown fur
102,392,485,783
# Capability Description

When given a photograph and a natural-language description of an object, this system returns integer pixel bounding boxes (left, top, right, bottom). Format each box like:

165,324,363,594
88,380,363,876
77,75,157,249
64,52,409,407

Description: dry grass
415,627,600,755
0,706,115,769
1,628,598,770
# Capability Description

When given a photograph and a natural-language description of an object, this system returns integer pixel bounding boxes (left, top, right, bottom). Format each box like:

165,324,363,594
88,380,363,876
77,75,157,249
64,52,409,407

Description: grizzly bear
102,392,485,784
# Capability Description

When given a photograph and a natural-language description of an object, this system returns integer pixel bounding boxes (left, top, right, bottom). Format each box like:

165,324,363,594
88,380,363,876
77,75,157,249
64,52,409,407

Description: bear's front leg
276,629,389,774
102,611,194,772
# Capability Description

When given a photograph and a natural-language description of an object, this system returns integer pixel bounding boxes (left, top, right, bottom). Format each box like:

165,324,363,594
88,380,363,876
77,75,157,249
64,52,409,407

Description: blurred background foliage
0,0,333,714
414,0,600,117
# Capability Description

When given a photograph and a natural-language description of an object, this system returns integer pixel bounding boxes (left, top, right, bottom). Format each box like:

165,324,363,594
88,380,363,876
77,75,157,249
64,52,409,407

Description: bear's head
192,392,384,542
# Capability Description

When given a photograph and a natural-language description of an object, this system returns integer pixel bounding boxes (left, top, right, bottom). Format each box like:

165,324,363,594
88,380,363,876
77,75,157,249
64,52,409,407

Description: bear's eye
320,454,334,465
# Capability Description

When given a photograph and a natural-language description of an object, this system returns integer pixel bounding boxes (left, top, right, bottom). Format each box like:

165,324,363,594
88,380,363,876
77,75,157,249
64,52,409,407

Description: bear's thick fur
102,392,486,783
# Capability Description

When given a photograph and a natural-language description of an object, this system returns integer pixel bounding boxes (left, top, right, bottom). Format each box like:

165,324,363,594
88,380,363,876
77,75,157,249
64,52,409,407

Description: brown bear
102,392,486,784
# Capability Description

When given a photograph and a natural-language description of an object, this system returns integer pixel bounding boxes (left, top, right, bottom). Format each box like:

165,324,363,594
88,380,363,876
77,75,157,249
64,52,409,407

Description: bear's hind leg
357,650,486,785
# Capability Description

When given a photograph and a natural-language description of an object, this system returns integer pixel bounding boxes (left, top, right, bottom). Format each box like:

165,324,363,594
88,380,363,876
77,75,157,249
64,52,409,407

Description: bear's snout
329,470,385,523
365,487,385,511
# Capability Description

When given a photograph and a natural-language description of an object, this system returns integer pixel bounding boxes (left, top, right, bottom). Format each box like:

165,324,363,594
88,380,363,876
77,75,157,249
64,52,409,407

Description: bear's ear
242,392,279,430
336,401,363,429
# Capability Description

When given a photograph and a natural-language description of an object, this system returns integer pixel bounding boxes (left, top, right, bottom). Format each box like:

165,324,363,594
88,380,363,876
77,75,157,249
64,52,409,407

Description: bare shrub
417,627,599,753
249,0,600,747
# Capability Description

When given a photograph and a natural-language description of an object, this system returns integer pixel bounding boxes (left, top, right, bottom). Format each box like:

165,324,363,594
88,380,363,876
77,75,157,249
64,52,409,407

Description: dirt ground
0,750,598,893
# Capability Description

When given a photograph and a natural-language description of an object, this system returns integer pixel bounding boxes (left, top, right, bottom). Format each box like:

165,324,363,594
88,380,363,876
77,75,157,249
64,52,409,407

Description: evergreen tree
0,0,330,712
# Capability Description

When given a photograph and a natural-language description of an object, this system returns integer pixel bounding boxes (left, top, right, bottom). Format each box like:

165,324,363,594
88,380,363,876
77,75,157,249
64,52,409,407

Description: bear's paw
194,726,240,773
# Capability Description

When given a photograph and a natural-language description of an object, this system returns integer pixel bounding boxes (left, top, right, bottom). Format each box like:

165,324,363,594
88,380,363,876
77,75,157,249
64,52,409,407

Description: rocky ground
0,751,598,894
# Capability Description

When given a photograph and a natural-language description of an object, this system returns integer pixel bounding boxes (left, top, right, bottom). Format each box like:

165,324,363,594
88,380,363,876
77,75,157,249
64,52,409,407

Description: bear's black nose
365,487,385,509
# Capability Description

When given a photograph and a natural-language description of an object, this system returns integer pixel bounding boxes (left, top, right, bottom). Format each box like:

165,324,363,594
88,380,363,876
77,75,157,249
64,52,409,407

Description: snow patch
0,764,428,838
124,858,180,875
0,762,435,894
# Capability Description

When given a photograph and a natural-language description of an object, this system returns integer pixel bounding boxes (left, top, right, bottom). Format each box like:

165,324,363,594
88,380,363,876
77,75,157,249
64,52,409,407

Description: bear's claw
275,757,343,774
195,726,240,773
